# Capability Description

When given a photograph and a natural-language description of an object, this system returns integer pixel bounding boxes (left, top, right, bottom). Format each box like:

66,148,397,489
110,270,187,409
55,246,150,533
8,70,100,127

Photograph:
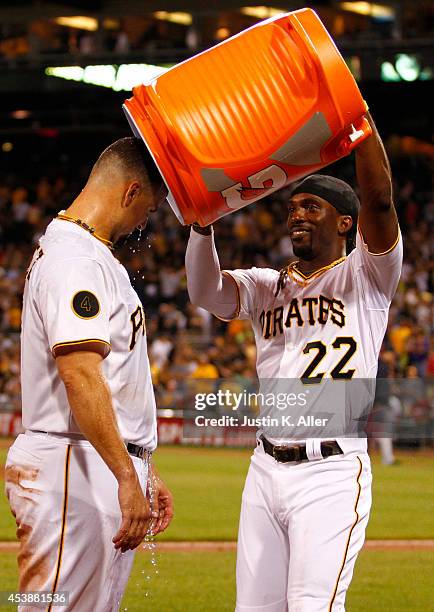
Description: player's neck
294,246,346,276
63,190,116,245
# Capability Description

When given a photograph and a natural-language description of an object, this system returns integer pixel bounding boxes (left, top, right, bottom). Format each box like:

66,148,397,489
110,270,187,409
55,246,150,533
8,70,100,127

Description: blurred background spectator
0,1,433,63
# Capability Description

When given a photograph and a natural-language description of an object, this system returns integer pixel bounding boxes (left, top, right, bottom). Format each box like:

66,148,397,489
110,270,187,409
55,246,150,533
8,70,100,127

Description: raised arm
185,224,239,319
355,111,399,253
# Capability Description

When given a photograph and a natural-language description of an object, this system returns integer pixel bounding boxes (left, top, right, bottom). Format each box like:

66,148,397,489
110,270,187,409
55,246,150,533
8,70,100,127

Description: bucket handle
336,116,371,157
347,116,371,151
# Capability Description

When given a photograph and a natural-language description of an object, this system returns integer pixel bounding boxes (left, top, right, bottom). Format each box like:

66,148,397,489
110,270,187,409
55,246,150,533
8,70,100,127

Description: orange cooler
123,8,370,226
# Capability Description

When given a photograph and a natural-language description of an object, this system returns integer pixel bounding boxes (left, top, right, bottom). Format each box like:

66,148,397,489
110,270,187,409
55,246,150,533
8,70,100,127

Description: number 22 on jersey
301,336,357,383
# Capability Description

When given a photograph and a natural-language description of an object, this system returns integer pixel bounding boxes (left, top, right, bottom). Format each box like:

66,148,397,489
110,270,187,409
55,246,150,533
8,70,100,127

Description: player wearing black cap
185,112,402,611
274,173,361,299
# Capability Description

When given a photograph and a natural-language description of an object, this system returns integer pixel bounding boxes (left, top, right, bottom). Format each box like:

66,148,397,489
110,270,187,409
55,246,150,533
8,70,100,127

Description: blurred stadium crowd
0,150,432,441
1,4,433,63
0,19,192,60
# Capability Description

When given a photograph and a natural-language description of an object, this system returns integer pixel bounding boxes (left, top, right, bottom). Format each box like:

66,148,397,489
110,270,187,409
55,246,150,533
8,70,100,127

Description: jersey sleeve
221,268,258,320
352,226,403,309
38,257,112,357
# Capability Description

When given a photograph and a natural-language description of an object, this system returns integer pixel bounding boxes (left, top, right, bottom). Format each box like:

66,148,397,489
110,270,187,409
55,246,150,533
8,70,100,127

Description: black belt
127,442,150,460
27,431,149,460
260,435,343,463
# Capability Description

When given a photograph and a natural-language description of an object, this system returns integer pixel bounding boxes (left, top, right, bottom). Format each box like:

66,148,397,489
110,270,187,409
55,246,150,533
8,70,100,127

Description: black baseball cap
290,174,360,222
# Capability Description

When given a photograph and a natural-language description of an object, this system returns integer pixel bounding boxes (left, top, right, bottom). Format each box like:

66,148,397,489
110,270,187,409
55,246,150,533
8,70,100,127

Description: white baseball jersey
224,228,403,453
21,218,157,449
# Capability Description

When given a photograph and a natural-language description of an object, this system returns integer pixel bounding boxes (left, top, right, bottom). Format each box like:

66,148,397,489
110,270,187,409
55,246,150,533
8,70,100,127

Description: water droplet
137,459,159,598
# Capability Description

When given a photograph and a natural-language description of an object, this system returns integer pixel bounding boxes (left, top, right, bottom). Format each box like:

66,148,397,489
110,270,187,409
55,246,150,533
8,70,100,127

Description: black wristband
191,222,213,236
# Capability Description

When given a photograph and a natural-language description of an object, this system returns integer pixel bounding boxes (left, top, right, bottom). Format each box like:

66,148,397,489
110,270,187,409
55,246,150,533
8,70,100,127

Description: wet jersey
21,219,157,449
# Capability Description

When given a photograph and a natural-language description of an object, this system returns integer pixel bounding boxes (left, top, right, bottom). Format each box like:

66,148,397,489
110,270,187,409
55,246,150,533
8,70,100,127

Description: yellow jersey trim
47,445,71,612
288,257,346,283
212,271,241,322
328,456,363,611
52,338,111,356
357,224,401,256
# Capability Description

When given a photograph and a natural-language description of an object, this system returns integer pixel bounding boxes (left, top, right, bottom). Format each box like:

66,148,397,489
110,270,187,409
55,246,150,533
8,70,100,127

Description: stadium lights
46,66,84,81
380,54,433,82
339,2,394,19
11,110,31,119
381,61,400,82
102,18,120,30
45,63,172,91
395,53,420,81
54,16,98,31
153,11,192,26
216,27,231,40
240,7,285,19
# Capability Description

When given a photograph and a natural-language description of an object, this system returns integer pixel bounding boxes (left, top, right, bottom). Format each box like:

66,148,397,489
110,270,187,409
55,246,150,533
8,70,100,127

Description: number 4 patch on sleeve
71,291,100,319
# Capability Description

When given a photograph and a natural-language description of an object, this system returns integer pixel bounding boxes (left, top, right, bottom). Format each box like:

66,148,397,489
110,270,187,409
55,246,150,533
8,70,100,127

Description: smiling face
287,193,352,261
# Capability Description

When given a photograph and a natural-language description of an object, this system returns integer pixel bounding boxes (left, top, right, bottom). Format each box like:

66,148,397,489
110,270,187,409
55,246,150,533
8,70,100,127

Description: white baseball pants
5,432,149,612
236,443,372,612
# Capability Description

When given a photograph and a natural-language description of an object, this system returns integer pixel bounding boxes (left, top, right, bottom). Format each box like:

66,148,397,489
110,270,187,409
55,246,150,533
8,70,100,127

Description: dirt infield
0,540,433,554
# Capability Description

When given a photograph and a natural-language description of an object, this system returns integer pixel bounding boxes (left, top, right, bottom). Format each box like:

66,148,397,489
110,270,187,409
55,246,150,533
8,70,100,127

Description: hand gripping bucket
123,8,371,226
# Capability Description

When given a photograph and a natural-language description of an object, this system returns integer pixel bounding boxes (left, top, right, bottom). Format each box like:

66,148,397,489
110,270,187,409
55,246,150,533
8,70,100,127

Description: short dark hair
91,136,163,187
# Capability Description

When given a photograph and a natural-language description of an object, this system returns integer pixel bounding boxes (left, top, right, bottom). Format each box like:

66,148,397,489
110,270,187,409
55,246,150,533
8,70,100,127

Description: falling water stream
121,227,159,610
140,465,159,601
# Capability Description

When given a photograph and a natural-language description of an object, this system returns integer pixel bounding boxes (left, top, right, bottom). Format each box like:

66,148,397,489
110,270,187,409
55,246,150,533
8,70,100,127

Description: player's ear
122,181,141,209
337,215,353,236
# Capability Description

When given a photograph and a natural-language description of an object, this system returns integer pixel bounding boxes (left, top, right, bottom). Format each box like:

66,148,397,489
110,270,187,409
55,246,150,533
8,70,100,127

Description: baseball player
5,137,173,611
185,112,402,611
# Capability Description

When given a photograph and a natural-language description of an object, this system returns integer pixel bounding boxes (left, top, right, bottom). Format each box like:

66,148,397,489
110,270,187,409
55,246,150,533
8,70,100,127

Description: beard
292,243,316,260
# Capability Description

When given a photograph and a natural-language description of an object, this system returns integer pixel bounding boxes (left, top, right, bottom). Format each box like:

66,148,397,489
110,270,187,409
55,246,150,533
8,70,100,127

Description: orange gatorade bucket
123,8,371,226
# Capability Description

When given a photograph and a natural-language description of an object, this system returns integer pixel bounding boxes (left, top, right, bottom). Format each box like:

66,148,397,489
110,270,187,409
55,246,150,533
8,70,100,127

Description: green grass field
1,443,433,610
0,549,433,611
2,446,433,542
